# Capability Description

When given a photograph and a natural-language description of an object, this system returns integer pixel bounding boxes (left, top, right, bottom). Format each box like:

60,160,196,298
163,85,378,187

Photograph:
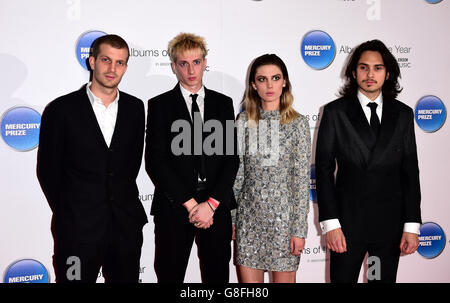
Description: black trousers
153,185,232,283
53,222,143,283
330,241,401,283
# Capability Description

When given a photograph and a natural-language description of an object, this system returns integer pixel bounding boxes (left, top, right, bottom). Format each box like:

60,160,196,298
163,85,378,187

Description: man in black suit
37,34,147,283
145,33,239,283
315,39,421,283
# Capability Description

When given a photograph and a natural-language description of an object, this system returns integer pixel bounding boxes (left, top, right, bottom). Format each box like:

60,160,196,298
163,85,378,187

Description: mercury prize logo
415,95,446,132
1,106,41,151
310,164,317,202
75,30,107,70
417,222,446,259
3,259,49,283
301,30,336,70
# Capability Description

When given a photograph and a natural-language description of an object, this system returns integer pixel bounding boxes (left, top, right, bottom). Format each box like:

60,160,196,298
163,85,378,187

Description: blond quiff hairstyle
168,33,208,63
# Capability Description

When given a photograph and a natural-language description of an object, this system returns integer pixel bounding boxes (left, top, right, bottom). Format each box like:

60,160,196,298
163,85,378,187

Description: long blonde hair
244,54,299,125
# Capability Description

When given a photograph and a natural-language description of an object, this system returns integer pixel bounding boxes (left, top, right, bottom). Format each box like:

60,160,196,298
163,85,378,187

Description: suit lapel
368,98,399,168
173,84,215,124
173,84,194,125
203,86,215,122
80,85,109,149
346,96,374,154
109,93,124,149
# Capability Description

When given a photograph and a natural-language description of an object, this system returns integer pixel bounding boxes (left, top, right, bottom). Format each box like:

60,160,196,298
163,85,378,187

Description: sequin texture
232,109,311,271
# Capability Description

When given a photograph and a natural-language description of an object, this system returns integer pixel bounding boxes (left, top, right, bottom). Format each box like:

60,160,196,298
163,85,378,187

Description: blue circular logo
425,0,443,4
417,222,446,259
75,30,107,70
415,95,446,132
3,259,49,283
1,107,41,151
310,164,317,202
301,30,336,70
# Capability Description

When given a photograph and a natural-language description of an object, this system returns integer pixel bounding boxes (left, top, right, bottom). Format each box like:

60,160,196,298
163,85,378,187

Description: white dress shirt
179,83,205,121
86,82,119,147
179,84,206,181
358,89,383,123
319,91,420,235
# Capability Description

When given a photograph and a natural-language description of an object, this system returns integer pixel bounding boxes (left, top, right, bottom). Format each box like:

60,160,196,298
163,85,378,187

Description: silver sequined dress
232,109,311,271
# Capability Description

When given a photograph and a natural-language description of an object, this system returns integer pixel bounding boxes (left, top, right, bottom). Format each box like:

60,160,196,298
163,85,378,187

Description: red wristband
208,198,219,209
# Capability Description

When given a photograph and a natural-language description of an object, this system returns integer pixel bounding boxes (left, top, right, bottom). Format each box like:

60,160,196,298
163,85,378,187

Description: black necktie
367,102,380,135
190,94,206,181
190,94,201,122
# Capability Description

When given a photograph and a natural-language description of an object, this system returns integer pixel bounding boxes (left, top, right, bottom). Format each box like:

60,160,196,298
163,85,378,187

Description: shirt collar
179,83,205,103
357,89,383,108
86,82,120,107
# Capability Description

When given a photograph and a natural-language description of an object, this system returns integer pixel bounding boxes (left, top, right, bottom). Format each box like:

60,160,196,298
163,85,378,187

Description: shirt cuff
320,219,341,234
403,222,421,235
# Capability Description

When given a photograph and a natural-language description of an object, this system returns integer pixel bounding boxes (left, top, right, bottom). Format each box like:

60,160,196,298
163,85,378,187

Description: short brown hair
168,32,207,63
91,34,130,62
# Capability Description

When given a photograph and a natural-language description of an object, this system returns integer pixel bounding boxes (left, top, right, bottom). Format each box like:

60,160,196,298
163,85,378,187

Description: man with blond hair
145,33,239,282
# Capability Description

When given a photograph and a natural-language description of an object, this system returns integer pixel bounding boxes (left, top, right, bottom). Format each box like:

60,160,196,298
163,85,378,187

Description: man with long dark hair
316,39,421,283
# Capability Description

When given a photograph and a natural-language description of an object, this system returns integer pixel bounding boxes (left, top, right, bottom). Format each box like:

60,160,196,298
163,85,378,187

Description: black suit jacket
37,84,147,243
145,84,239,215
315,95,421,243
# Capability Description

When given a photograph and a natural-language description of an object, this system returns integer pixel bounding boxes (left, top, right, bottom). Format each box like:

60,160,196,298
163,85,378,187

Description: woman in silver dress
233,54,311,283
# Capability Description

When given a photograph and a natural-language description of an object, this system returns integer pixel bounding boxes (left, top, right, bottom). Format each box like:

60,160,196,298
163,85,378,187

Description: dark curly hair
339,39,402,100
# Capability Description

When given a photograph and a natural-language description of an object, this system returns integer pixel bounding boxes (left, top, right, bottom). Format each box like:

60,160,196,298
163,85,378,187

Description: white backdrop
1,0,449,283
